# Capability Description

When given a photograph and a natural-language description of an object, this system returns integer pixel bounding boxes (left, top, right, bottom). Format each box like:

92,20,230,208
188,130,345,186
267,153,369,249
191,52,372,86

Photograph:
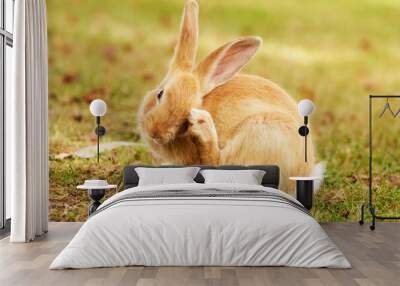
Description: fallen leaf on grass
63,72,79,84
389,176,400,187
103,46,117,62
350,173,382,185
353,174,369,182
298,86,316,101
321,111,334,125
111,150,118,164
67,14,78,25
348,113,359,122
359,37,372,51
59,42,73,55
339,209,350,218
49,92,57,100
324,190,345,205
159,15,172,28
72,111,83,122
362,79,377,91
48,56,55,66
122,42,133,53
141,72,155,82
81,87,107,103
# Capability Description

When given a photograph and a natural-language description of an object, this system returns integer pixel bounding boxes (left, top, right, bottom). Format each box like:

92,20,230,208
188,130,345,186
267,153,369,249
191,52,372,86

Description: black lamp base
87,189,106,215
296,180,314,210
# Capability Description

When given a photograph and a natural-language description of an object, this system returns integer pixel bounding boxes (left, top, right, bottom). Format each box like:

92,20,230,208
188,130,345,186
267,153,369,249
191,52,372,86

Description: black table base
296,180,314,210
88,189,106,215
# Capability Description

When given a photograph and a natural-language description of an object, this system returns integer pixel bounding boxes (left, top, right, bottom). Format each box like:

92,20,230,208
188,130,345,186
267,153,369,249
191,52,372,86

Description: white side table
289,177,321,210
77,183,117,215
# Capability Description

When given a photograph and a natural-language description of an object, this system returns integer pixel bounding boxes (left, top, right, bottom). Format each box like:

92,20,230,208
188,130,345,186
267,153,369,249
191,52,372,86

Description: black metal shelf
359,95,400,230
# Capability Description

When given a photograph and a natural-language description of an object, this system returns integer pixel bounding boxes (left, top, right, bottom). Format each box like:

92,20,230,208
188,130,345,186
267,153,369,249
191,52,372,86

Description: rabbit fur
137,0,315,193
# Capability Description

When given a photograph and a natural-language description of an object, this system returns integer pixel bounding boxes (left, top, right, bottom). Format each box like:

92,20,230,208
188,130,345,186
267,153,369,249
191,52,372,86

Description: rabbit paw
189,109,217,144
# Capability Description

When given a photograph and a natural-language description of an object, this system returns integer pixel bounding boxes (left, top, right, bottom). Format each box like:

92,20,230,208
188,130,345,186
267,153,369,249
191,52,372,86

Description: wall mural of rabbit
137,0,316,193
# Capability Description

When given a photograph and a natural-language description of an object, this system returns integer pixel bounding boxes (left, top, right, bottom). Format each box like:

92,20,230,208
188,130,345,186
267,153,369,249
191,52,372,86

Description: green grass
47,0,400,221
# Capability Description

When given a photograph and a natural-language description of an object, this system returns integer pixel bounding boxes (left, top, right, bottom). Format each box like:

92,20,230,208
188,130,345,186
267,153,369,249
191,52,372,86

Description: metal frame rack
359,95,400,230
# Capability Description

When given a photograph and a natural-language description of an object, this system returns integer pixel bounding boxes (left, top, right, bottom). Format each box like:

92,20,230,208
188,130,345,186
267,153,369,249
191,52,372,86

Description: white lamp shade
298,99,315,116
89,99,107,117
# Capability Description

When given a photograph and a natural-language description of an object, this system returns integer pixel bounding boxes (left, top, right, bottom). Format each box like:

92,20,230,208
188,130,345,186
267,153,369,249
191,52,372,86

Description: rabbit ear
170,0,199,72
195,36,262,93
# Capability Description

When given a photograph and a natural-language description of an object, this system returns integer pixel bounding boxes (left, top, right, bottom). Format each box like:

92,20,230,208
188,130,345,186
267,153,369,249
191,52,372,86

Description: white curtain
8,0,49,242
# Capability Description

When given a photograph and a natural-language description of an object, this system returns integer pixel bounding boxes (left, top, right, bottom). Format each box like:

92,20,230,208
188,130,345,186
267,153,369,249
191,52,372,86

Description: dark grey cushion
123,165,280,190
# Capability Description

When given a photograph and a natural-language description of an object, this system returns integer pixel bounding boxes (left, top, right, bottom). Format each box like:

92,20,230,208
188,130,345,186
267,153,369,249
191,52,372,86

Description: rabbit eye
157,89,164,101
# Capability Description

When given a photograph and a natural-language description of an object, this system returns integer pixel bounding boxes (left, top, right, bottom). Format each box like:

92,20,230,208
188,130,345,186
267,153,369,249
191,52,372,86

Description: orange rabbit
137,0,315,192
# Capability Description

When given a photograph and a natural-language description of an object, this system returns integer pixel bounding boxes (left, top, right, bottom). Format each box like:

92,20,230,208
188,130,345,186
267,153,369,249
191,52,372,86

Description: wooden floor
0,222,399,286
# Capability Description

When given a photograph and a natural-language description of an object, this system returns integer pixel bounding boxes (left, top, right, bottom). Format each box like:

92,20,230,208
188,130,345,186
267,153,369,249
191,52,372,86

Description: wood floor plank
136,278,155,286
204,267,221,279
117,267,142,286
0,222,399,286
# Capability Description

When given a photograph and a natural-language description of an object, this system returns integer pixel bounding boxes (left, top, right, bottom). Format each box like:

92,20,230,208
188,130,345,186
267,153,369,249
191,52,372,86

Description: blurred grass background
47,0,400,221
